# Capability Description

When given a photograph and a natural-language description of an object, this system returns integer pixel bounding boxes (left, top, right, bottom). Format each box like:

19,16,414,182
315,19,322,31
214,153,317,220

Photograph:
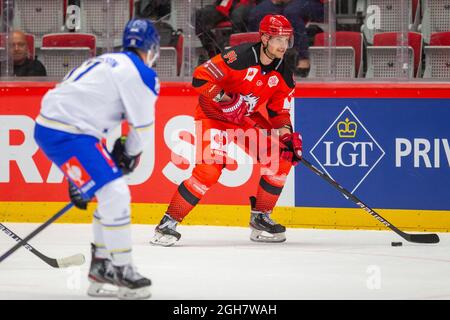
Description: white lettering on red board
0,115,253,187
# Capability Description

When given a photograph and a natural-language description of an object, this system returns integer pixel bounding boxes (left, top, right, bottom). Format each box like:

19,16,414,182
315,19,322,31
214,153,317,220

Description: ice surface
1,223,449,300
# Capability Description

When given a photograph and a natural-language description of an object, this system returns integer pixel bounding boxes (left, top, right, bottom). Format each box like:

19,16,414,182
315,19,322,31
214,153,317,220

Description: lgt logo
310,106,385,193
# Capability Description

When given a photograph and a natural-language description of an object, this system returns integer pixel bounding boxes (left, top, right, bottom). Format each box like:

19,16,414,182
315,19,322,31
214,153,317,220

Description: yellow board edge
0,202,449,232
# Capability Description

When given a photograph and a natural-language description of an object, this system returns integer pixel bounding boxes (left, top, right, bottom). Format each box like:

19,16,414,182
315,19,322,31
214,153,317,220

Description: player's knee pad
192,163,223,188
262,159,292,189
277,158,293,176
180,163,223,199
95,178,131,224
261,158,292,187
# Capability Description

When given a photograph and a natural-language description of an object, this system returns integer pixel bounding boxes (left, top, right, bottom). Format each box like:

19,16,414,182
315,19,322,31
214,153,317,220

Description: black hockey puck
391,242,403,246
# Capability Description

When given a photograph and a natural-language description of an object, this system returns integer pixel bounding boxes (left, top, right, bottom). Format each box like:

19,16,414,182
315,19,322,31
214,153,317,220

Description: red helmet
259,14,293,38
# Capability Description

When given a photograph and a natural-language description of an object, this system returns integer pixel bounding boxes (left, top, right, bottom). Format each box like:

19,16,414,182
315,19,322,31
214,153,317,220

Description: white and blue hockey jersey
36,51,159,156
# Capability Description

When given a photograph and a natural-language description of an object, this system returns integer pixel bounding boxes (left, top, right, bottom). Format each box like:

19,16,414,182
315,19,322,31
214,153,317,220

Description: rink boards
0,82,449,231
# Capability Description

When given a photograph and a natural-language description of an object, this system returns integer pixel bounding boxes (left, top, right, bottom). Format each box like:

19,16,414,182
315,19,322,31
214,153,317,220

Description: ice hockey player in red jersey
150,14,303,246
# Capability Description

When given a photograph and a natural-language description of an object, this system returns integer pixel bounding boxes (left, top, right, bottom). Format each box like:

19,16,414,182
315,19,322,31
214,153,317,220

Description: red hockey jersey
192,42,296,128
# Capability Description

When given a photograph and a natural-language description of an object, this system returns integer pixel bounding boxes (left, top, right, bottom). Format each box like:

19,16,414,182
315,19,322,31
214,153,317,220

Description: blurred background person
249,0,324,77
12,30,47,77
195,0,258,63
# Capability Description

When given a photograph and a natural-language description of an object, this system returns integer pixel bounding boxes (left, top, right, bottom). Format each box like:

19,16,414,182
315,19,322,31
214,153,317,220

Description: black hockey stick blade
0,203,75,264
301,158,440,244
0,223,85,268
403,233,440,244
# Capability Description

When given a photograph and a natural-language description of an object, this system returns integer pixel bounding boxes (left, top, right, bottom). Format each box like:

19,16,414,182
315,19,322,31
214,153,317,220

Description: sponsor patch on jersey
60,157,93,190
268,75,279,88
244,67,258,82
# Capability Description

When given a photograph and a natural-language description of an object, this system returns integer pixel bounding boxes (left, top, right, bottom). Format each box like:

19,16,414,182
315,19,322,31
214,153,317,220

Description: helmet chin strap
146,46,160,67
262,42,277,61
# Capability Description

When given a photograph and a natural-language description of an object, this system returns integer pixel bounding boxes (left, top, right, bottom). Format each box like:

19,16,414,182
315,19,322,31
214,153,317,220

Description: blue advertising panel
294,98,450,210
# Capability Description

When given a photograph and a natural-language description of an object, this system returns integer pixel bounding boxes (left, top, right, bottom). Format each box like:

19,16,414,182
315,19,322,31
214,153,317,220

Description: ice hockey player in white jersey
33,19,160,300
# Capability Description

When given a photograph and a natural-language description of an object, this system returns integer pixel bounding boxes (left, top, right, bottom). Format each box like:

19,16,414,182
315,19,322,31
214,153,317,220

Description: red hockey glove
217,93,249,125
280,132,303,166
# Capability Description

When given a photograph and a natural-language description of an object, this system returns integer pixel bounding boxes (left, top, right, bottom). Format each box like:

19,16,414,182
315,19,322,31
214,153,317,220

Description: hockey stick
244,117,440,244
299,158,439,244
0,202,82,264
0,223,85,268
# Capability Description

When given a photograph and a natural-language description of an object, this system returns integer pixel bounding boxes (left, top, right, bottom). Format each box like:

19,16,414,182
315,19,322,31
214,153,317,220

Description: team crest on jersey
268,75,279,88
242,93,260,114
60,157,94,192
244,67,258,82
256,80,263,86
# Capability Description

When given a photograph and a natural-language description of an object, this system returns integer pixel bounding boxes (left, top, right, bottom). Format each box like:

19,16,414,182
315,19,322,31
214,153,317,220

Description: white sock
95,178,133,266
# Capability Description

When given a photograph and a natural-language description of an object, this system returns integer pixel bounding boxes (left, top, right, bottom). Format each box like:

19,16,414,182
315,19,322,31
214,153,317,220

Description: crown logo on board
337,118,357,138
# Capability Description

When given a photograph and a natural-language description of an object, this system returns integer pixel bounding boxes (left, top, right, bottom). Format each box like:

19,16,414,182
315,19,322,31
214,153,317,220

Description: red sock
254,176,284,213
167,176,208,222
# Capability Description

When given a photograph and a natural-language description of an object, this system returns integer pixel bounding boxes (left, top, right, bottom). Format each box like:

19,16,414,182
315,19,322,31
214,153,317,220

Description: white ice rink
1,223,449,300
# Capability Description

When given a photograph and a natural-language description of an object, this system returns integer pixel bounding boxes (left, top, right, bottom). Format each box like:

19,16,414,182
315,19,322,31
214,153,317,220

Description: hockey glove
217,93,249,125
68,180,90,210
280,132,303,166
111,136,141,175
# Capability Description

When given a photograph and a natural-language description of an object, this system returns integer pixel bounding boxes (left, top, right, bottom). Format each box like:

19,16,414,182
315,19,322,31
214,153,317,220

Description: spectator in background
134,0,171,21
12,30,47,77
134,0,178,49
248,0,286,31
67,0,80,6
196,0,258,63
248,0,324,77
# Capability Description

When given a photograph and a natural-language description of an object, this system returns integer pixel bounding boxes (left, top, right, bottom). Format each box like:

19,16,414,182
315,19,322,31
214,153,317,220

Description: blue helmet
123,18,160,55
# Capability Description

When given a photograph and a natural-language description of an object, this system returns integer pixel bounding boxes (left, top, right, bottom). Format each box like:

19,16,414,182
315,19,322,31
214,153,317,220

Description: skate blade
250,229,286,243
87,281,118,298
149,233,179,247
118,286,151,300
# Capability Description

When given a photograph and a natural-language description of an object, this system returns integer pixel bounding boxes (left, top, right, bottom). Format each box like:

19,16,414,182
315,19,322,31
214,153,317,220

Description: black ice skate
113,264,152,300
249,196,286,243
150,214,181,247
87,243,117,297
